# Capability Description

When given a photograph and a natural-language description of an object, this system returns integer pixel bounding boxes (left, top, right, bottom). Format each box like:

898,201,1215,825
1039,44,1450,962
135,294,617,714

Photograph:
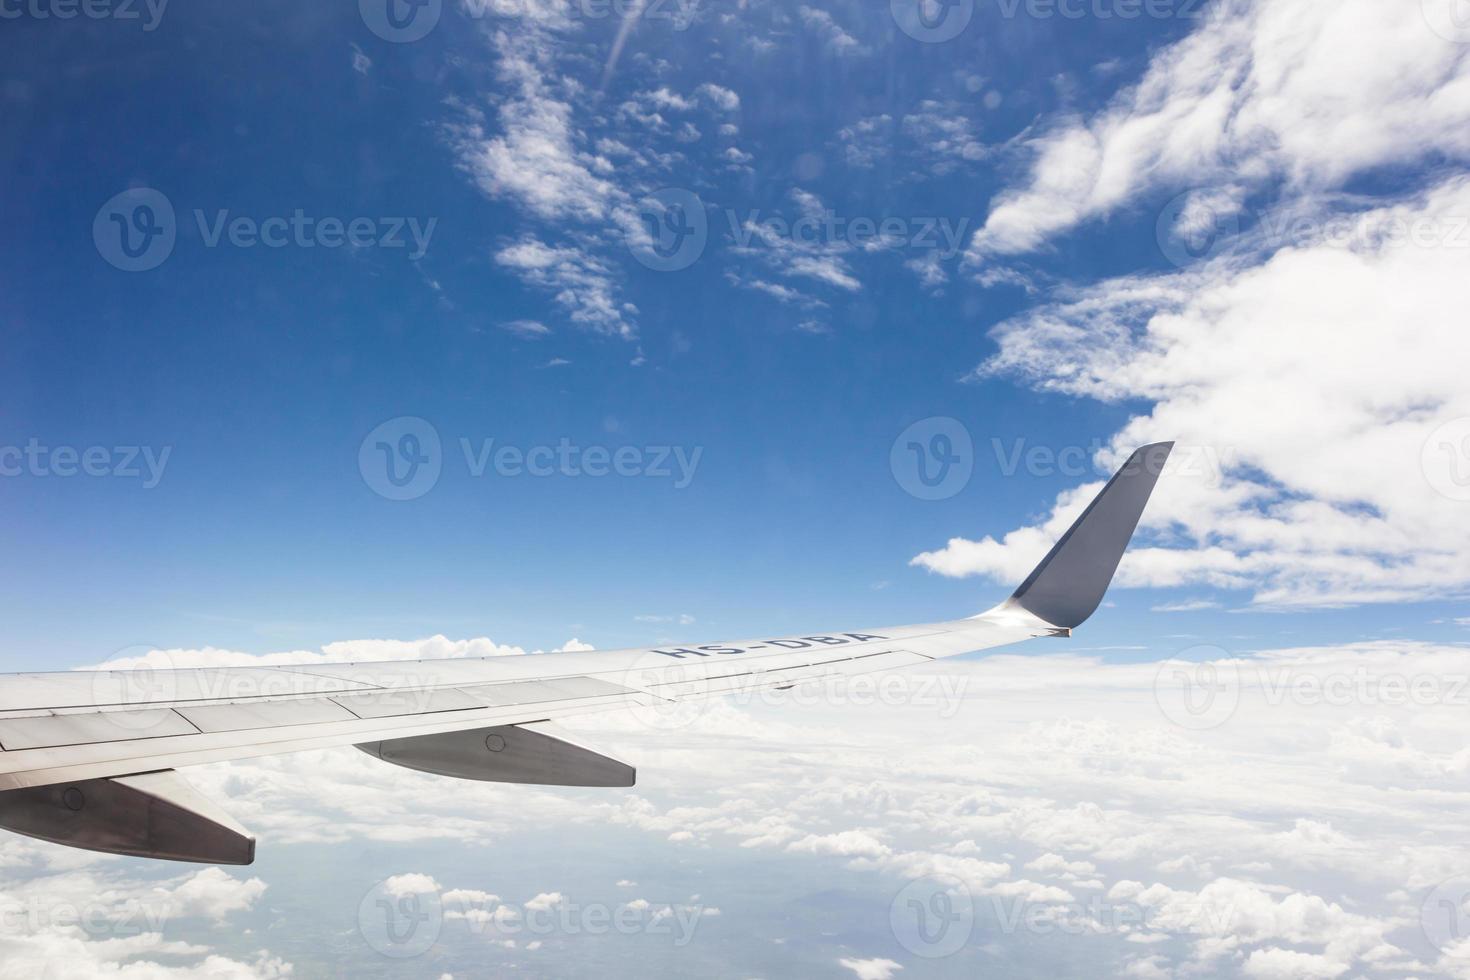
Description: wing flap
0,708,199,751
177,697,359,733
332,688,486,719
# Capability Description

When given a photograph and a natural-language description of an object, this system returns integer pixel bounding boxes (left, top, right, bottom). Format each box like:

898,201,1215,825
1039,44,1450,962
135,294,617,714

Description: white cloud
381,872,440,897
917,176,1470,607
453,31,618,223
42,636,1470,976
446,19,679,339
696,83,740,112
349,43,371,75
904,252,946,289
89,634,531,670
1242,948,1349,979
495,236,637,339
523,891,565,912
799,7,865,56
968,0,1470,259
164,867,269,921
787,830,891,859
726,193,864,295
0,865,276,978
837,958,902,980
901,102,985,173
837,114,892,169
499,319,551,338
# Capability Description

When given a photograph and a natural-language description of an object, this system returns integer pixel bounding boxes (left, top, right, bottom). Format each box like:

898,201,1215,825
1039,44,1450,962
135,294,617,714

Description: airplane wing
0,442,1173,864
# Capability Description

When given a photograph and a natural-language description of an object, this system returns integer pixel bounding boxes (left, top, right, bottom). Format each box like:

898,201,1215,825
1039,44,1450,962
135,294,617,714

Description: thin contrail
600,0,648,91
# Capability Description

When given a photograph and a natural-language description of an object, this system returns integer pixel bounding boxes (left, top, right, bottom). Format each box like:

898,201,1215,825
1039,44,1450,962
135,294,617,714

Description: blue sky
5,0,1465,670
5,1,1470,977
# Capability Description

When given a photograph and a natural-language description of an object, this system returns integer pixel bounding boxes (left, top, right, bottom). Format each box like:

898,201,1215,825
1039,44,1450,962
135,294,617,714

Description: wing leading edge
0,442,1172,862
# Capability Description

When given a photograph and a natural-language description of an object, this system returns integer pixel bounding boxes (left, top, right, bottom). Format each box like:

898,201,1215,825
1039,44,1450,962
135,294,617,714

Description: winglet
998,442,1173,630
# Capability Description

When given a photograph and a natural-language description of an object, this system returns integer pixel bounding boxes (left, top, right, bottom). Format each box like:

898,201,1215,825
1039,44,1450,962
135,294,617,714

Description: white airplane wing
0,443,1173,864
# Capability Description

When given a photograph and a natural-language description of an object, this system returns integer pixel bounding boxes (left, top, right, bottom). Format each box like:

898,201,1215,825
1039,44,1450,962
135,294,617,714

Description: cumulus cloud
916,177,1470,607
0,864,275,978
494,236,638,339
575,642,1470,976
31,637,1470,975
799,7,865,56
967,0,1470,259
88,634,533,670
447,17,719,339
838,958,902,980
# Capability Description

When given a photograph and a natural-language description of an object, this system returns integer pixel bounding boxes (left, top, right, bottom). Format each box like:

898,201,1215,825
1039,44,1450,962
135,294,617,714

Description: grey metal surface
177,697,358,733
462,676,630,707
0,708,198,750
332,688,485,718
0,769,255,864
357,721,636,787
1007,442,1174,629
